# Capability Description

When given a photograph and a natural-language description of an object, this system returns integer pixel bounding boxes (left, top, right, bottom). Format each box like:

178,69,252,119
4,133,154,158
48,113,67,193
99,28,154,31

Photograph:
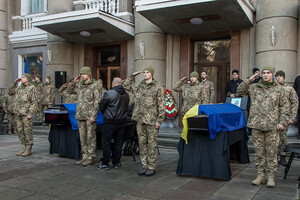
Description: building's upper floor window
21,0,47,16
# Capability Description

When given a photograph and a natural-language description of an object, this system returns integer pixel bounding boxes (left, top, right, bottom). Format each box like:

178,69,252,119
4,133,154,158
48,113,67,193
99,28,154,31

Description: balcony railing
74,0,120,15
12,12,47,31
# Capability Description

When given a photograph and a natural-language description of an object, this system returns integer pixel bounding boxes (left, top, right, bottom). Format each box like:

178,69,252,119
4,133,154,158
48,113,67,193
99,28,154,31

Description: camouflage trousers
136,122,158,170
16,115,33,146
7,113,15,132
252,129,279,178
35,103,44,122
78,120,96,160
278,127,288,156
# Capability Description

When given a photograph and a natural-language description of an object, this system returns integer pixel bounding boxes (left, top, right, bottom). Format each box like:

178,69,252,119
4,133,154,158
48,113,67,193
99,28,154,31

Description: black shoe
279,156,287,166
113,164,119,169
96,164,109,169
145,169,155,177
138,168,147,176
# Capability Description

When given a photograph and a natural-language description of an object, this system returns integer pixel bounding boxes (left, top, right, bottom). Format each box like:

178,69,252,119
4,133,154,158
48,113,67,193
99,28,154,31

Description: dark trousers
102,122,125,165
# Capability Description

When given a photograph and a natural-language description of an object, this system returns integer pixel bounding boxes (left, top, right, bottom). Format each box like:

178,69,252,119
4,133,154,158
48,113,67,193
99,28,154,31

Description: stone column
134,12,167,87
255,0,298,83
0,0,7,89
47,34,74,103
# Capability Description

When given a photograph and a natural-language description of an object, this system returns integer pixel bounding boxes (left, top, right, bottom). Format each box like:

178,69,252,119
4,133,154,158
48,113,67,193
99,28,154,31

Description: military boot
252,174,266,186
82,159,93,166
16,145,26,156
7,129,12,135
279,155,287,166
267,177,276,188
21,146,32,157
75,158,86,165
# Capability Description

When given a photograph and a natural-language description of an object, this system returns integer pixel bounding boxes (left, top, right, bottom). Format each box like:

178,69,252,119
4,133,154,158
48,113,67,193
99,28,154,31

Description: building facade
1,0,300,126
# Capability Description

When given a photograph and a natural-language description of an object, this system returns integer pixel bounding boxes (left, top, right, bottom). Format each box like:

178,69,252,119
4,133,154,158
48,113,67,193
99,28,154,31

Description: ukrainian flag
181,105,199,144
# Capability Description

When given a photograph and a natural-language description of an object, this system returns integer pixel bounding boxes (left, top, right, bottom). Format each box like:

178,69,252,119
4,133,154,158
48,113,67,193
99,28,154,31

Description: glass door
97,66,120,90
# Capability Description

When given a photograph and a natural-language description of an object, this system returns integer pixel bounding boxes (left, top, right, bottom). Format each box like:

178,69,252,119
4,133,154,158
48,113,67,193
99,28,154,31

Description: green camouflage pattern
42,81,55,105
173,80,209,115
97,87,106,101
69,79,100,120
32,81,44,102
78,120,96,160
237,79,289,131
278,127,288,156
6,113,16,132
3,93,16,113
0,94,5,123
279,82,299,121
16,115,33,146
123,75,165,125
58,84,78,104
200,80,215,103
9,82,37,117
252,129,279,177
136,122,158,170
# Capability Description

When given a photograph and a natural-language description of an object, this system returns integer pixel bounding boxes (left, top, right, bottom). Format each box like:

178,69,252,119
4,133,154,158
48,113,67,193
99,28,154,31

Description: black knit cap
275,70,285,79
232,69,239,74
253,68,260,74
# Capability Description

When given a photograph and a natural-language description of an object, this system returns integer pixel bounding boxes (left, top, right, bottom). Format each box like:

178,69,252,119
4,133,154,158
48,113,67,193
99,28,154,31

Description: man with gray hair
97,77,129,169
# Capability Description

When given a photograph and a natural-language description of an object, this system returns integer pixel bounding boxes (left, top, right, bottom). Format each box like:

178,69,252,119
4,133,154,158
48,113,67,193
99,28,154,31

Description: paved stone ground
0,134,299,200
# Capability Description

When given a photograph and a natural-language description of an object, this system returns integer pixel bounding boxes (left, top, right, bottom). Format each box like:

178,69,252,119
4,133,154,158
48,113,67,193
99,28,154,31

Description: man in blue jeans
97,77,129,169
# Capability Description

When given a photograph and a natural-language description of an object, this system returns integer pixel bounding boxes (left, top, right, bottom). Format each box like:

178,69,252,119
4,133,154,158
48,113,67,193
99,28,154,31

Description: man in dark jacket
293,75,300,139
97,77,129,169
225,69,243,97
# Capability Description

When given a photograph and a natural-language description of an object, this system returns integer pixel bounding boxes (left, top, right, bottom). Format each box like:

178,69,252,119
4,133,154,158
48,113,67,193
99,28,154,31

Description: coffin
44,105,70,124
187,114,208,131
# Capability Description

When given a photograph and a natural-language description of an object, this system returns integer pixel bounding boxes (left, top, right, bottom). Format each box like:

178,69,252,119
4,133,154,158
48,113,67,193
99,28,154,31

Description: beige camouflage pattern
277,82,298,156
237,79,289,131
6,113,15,133
123,75,165,125
252,129,279,177
3,93,16,132
200,80,215,103
78,120,96,160
136,122,158,170
58,84,78,103
97,87,106,101
42,81,55,106
33,81,44,122
173,80,209,115
9,82,37,117
16,115,33,146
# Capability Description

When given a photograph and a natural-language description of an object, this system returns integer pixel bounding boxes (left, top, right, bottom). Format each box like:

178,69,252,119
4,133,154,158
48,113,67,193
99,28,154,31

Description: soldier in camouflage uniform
275,70,298,166
32,74,44,124
123,67,165,176
42,76,55,111
237,66,289,188
9,73,37,157
173,71,209,115
3,91,17,134
69,67,100,166
200,71,215,103
0,89,4,124
58,79,78,103
97,79,106,101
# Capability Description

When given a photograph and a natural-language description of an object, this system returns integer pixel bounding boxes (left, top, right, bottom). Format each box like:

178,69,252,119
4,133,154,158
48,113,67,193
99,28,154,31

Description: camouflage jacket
237,79,289,131
9,82,37,116
98,87,107,101
123,75,165,125
42,81,55,105
69,79,100,120
58,84,78,104
32,81,44,103
173,80,209,115
280,82,299,121
200,80,215,103
2,93,16,113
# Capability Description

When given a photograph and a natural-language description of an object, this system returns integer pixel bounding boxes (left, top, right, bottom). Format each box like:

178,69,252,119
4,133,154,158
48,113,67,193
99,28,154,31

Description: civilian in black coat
225,69,243,97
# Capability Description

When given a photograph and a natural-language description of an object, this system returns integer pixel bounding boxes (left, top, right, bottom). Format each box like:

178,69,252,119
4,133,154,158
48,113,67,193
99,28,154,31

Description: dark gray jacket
99,85,129,123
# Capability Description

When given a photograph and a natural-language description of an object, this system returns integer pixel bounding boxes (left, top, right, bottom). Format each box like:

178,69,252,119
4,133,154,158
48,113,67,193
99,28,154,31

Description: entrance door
97,66,120,90
197,62,229,103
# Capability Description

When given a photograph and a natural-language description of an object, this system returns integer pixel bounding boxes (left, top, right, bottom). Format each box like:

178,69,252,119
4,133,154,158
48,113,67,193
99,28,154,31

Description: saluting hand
14,78,21,84
63,83,69,88
180,76,189,81
133,71,143,76
250,71,260,83
74,75,81,83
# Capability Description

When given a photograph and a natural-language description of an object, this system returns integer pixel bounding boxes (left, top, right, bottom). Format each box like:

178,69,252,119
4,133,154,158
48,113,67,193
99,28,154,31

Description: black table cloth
176,128,249,180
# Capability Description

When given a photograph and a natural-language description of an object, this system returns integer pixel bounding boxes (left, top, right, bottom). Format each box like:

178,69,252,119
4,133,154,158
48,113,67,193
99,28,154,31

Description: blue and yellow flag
181,105,199,144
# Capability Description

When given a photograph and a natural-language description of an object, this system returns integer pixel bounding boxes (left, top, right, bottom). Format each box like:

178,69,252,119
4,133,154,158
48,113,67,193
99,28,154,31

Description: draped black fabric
48,124,81,159
176,128,249,180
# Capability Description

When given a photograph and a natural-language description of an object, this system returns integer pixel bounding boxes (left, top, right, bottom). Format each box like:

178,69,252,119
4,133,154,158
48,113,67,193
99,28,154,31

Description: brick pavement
0,134,299,200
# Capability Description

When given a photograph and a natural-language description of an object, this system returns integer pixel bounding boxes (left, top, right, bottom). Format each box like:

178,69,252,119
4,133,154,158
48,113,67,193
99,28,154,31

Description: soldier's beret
144,67,154,77
261,66,274,74
80,66,92,77
23,73,31,82
190,71,199,79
